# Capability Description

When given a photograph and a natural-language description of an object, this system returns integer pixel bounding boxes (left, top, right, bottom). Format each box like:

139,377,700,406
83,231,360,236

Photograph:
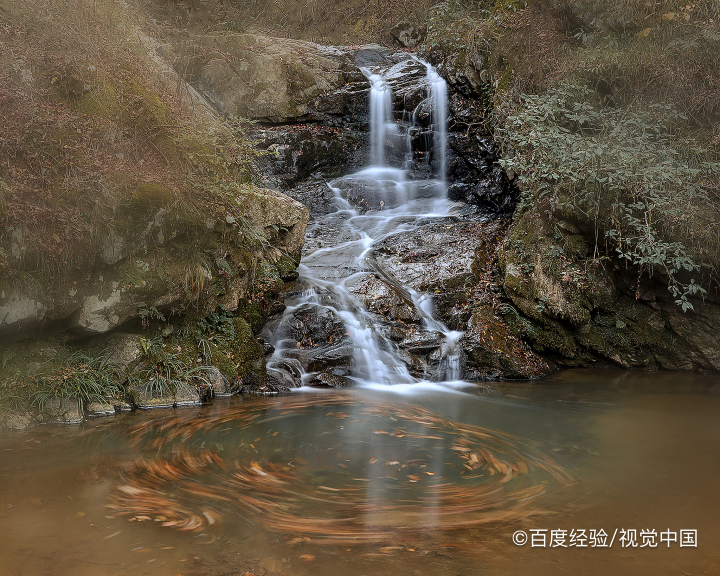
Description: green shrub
498,82,720,310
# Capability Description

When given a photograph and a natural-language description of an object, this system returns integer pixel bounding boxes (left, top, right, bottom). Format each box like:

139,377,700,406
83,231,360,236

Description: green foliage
499,82,720,310
29,351,124,414
2,349,16,370
138,301,166,327
137,335,210,398
193,305,237,362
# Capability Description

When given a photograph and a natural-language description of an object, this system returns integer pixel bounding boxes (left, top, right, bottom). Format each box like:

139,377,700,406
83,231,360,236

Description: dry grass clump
488,0,720,142
0,0,255,285
136,0,437,45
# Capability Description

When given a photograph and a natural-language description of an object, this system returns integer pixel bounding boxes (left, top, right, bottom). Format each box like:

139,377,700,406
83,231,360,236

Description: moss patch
130,182,174,213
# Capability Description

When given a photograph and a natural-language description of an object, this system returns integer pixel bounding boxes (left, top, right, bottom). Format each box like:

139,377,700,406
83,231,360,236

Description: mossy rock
130,183,174,212
209,317,265,383
78,84,120,119
237,299,265,334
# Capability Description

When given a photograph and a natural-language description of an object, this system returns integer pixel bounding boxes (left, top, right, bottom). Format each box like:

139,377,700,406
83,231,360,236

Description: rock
666,304,720,372
288,304,347,349
100,332,142,368
0,297,47,330
45,397,83,424
175,33,356,123
499,207,720,373
113,399,133,411
205,367,232,396
4,413,31,430
0,187,308,338
462,307,551,380
307,371,354,388
255,127,366,189
174,381,202,407
266,369,296,392
306,341,355,373
333,173,440,211
400,330,443,354
431,44,486,98
129,382,175,409
347,274,421,324
447,132,519,217
259,339,275,355
390,23,424,49
372,222,478,293
86,401,115,418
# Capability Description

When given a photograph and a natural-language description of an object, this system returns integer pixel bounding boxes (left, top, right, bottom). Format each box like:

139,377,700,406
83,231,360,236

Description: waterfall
362,69,394,167
428,68,448,184
264,55,466,392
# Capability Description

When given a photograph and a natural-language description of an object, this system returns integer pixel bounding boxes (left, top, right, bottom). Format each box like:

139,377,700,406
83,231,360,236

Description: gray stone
102,332,142,368
4,414,31,430
174,381,202,407
45,397,83,424
307,371,354,388
390,22,424,49
86,401,115,418
266,369,297,392
205,367,232,396
129,382,174,409
179,33,355,123
1,186,308,337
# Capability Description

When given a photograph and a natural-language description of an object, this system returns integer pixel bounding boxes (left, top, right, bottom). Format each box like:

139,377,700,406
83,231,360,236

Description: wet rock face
373,221,479,293
227,36,518,220
289,305,346,350
364,220,550,380
255,126,367,188
446,97,520,217
260,303,354,387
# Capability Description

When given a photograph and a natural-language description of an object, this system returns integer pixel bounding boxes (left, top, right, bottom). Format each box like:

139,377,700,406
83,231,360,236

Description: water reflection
108,395,574,544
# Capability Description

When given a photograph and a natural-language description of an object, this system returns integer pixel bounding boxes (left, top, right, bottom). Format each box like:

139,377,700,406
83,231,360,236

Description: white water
362,69,395,168
267,57,464,392
428,66,448,185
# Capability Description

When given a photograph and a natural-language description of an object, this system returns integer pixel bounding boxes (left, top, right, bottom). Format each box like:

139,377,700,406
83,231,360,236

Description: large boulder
173,34,361,123
498,208,720,372
0,188,309,337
